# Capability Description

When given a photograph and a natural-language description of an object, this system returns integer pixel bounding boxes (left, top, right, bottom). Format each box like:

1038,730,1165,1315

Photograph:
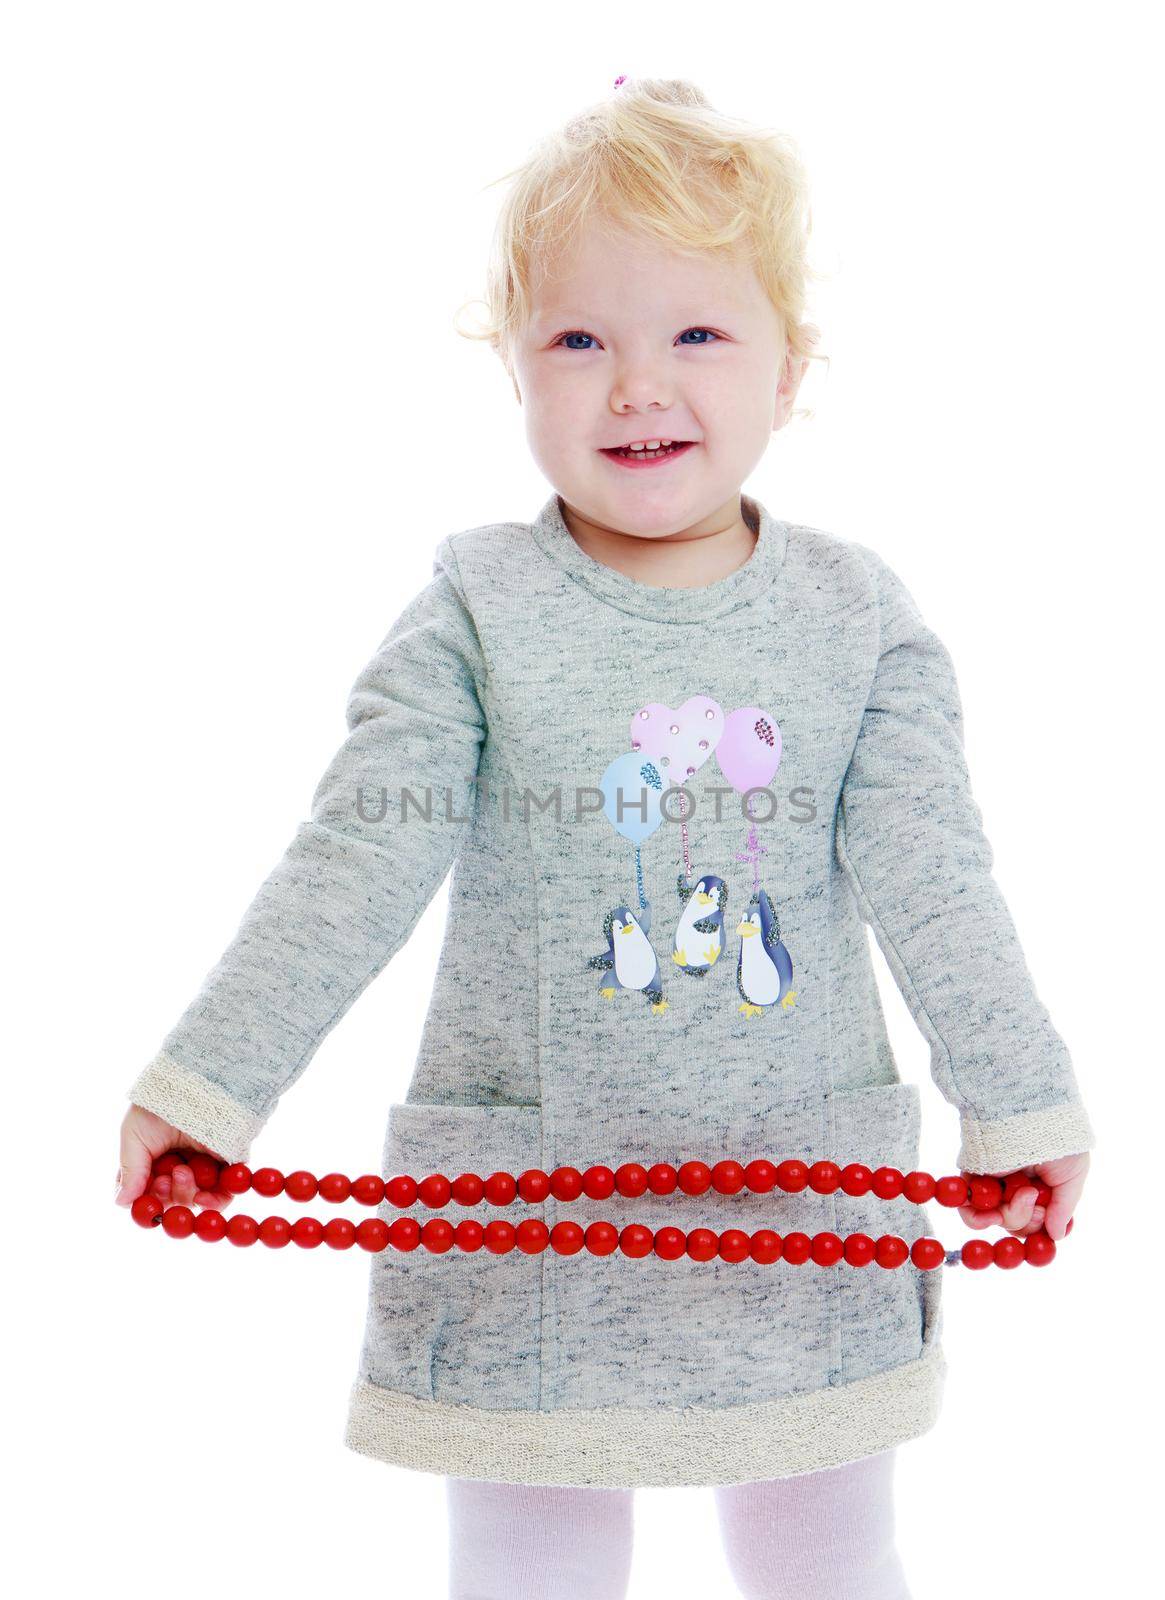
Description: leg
446,1475,635,1600
713,1448,912,1600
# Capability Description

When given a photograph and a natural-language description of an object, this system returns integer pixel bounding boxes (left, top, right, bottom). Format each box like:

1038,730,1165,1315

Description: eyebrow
532,305,742,325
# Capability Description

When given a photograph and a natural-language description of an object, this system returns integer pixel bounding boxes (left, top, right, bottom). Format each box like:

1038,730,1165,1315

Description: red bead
902,1171,935,1204
686,1228,719,1262
840,1163,874,1196
550,1220,585,1255
219,1163,252,1194
251,1167,285,1198
615,1163,650,1198
647,1163,678,1195
585,1221,620,1256
323,1218,356,1250
744,1159,777,1193
451,1172,484,1206
516,1219,550,1254
517,1169,551,1204
188,1154,221,1191
718,1228,751,1263
291,1217,324,1248
483,1171,517,1206
811,1231,844,1266
871,1166,904,1200
711,1161,746,1195
226,1213,259,1246
161,1204,195,1239
352,1174,385,1206
992,1235,1025,1269
259,1215,292,1248
1034,1183,1053,1207
874,1235,909,1269
1000,1172,1030,1204
934,1175,969,1207
455,1219,484,1252
422,1218,456,1253
749,1229,783,1264
782,1231,812,1264
284,1170,318,1203
484,1220,516,1254
356,1219,390,1252
910,1237,945,1271
1024,1231,1057,1266
418,1174,451,1208
677,1161,712,1196
961,1238,993,1269
152,1151,182,1178
193,1209,227,1241
844,1232,876,1267
582,1166,616,1201
620,1224,655,1258
653,1226,687,1260
319,1172,352,1204
968,1176,1004,1211
131,1194,164,1228
775,1159,810,1193
808,1162,842,1194
386,1175,418,1208
550,1167,584,1202
389,1217,421,1252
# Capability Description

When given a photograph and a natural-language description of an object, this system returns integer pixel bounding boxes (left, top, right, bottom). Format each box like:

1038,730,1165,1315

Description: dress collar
528,491,788,623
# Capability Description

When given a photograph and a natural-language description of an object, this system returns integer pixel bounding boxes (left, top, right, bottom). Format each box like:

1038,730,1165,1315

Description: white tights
446,1447,911,1600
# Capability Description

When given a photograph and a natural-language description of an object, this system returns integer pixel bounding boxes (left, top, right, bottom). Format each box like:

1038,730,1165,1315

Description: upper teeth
626,439,672,450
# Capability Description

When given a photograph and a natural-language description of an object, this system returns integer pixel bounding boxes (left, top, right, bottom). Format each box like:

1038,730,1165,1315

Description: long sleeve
126,539,487,1164
834,547,1097,1174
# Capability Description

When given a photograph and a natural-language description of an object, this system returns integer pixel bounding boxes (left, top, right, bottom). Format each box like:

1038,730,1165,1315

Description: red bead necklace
130,1151,1070,1271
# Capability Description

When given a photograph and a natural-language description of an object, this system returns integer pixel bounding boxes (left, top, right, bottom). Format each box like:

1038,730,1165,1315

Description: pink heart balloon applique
629,697,725,787
715,706,782,793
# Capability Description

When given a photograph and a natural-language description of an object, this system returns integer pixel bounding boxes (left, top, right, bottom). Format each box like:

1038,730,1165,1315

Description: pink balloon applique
628,697,725,788
715,707,783,794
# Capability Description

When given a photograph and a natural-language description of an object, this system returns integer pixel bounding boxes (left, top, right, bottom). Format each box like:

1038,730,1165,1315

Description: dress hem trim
342,1339,947,1487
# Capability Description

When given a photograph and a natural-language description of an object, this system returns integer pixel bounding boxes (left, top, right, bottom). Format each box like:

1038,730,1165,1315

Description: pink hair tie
613,74,626,88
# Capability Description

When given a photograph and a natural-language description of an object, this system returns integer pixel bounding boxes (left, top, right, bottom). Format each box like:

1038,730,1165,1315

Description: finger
170,1164,197,1207
958,1204,1000,1230
117,1128,156,1207
1043,1176,1083,1241
1000,1185,1039,1234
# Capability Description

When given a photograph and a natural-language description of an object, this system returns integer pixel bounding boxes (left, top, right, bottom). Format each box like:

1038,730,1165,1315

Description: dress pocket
830,1080,944,1383
356,1100,545,1409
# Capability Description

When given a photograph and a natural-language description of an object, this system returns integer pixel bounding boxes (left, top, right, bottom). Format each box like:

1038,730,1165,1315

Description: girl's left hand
957,1151,1090,1242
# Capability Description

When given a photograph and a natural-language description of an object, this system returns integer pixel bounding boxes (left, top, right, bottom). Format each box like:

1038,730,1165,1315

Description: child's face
511,216,804,537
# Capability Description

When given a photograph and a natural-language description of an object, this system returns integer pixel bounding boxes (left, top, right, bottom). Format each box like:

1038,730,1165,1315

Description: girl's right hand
115,1102,237,1212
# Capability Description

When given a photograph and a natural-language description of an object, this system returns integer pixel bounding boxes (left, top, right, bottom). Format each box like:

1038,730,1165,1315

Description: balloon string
678,784,692,880
733,791,767,894
634,843,647,910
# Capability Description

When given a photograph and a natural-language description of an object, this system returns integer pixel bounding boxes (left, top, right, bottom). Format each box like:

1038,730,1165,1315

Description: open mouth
600,441,697,466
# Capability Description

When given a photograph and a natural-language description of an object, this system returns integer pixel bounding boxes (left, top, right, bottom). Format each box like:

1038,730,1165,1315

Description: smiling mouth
600,441,698,465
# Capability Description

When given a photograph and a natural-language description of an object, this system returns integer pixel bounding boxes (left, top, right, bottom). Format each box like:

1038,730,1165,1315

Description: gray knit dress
127,490,1096,1488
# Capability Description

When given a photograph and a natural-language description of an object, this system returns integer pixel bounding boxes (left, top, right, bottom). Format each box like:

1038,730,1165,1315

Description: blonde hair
455,76,828,419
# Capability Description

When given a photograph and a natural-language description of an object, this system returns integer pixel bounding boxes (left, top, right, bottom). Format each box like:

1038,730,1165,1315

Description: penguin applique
672,873,728,977
586,902,668,1013
735,889,796,1018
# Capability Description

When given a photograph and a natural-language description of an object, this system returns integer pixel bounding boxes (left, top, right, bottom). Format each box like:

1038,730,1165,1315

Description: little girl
116,78,1095,1600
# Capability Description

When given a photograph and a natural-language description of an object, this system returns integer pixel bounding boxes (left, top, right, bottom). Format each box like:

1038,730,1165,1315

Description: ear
772,341,809,431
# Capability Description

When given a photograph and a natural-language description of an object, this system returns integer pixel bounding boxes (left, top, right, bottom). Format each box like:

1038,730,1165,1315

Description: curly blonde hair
455,76,827,419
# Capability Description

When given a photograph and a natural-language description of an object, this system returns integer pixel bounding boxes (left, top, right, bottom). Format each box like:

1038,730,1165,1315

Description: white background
5,3,1160,1594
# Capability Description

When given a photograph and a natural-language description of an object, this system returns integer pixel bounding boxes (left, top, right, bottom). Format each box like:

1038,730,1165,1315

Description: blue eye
553,327,722,350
